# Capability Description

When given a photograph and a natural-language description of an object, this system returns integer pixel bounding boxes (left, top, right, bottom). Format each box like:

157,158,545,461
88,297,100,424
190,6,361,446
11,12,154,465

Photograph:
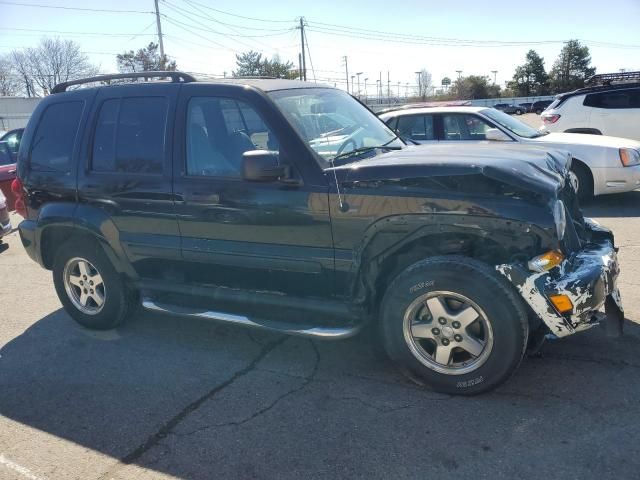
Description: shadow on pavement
2,309,640,479
582,190,640,218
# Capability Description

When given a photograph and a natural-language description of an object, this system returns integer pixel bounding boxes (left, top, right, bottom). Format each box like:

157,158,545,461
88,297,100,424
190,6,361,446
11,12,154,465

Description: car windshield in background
482,108,544,138
268,88,402,164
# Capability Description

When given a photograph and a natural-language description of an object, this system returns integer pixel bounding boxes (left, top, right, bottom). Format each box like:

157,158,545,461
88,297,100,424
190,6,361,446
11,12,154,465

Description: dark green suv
14,72,624,394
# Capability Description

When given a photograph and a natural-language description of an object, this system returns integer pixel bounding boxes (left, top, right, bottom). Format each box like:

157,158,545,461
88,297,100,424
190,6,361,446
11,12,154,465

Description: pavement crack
96,335,287,480
329,395,415,413
176,340,321,437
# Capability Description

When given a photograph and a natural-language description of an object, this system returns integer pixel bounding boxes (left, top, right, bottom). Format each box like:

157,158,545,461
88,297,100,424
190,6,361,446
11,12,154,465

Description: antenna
329,159,349,212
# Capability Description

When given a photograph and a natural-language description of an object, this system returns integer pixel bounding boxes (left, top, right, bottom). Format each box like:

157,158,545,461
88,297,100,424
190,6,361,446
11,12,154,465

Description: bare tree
0,54,21,96
10,38,97,96
416,69,432,99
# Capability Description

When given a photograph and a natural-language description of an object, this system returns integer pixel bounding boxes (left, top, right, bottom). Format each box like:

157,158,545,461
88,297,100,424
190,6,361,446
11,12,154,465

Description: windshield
482,108,543,139
268,88,403,164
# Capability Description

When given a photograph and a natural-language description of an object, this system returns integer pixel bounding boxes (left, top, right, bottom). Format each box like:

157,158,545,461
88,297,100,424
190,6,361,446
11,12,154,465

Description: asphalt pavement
1,190,640,480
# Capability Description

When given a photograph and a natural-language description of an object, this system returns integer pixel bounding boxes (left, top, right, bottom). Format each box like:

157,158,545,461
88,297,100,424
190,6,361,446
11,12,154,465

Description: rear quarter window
30,101,84,172
584,89,640,109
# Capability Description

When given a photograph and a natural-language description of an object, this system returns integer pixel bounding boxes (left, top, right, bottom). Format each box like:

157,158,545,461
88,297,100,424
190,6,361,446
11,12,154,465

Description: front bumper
592,165,640,195
497,221,623,338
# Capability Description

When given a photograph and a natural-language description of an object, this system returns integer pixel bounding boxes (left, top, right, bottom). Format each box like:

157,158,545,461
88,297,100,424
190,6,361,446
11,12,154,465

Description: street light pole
356,72,363,98
364,78,368,102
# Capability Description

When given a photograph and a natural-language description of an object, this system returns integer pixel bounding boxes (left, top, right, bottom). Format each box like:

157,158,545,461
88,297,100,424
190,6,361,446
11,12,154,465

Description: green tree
510,50,549,96
549,40,596,93
233,50,297,79
452,75,500,99
116,42,177,73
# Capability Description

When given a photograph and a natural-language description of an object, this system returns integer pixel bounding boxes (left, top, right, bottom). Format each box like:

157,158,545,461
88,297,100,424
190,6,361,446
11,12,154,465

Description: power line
177,0,294,23
0,1,153,14
179,0,294,32
0,27,157,37
162,16,239,52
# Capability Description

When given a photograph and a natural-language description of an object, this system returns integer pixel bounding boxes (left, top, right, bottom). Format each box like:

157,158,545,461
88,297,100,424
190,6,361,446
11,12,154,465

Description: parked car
493,103,525,115
531,100,553,115
0,142,17,211
541,73,640,140
0,188,10,242
15,72,623,395
0,128,24,163
379,106,640,200
518,102,533,112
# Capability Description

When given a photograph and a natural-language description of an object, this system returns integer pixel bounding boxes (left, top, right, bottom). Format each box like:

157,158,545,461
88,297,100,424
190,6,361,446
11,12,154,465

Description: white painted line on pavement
0,454,46,480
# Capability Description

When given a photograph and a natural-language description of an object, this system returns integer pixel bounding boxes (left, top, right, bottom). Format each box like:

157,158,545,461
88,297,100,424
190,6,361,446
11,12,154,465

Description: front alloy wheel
403,291,493,375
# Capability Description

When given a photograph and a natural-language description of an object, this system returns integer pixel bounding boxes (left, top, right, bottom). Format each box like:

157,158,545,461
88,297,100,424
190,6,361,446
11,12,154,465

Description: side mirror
485,128,511,142
241,150,286,182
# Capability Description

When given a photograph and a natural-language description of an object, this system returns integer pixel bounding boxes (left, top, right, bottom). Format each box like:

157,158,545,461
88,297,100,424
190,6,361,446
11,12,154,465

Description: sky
1,0,639,96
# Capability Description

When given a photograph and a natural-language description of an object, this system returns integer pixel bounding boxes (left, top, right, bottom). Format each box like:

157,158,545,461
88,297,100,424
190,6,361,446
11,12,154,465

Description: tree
232,50,297,79
510,50,548,96
116,42,177,73
0,54,21,96
416,68,432,99
451,75,500,100
549,40,596,93
10,38,97,96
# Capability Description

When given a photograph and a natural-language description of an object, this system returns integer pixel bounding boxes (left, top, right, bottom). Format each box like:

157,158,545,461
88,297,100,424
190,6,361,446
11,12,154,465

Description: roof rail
585,71,640,87
51,71,196,94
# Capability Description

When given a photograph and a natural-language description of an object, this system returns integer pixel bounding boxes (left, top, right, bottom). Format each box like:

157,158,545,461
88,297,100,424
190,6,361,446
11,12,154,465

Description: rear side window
584,89,640,109
92,96,168,174
30,101,83,171
396,115,435,141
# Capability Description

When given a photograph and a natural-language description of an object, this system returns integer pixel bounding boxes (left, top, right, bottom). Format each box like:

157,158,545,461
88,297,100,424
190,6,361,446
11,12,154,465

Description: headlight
528,250,565,273
553,199,566,240
619,148,640,167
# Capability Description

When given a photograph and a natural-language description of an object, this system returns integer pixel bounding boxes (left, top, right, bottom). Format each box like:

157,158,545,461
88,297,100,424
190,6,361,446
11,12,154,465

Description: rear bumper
497,221,623,337
17,219,42,265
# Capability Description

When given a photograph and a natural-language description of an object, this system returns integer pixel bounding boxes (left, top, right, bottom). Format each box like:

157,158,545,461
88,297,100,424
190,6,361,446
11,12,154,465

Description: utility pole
491,70,497,85
405,82,409,99
356,72,363,98
397,81,400,98
351,75,355,95
387,71,390,100
364,78,368,102
343,56,349,94
298,53,302,80
299,17,307,81
415,71,421,99
154,0,165,58
379,71,382,104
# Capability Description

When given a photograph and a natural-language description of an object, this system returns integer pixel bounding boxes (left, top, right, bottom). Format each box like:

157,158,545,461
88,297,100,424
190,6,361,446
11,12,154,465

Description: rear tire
53,239,135,330
379,256,528,395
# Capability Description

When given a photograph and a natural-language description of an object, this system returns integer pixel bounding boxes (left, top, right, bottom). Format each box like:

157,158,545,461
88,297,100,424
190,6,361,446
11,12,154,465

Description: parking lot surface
1,192,640,480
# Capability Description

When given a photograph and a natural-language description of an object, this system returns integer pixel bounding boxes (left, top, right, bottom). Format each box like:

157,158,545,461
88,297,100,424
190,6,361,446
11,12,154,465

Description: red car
0,141,17,211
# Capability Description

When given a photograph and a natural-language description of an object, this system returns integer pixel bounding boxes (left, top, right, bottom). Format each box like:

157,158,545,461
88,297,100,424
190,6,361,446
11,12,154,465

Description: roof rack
51,71,196,94
585,71,640,87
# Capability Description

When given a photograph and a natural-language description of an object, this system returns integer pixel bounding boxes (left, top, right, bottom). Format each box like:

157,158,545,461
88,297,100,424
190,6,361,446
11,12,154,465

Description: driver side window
186,97,279,177
442,114,493,141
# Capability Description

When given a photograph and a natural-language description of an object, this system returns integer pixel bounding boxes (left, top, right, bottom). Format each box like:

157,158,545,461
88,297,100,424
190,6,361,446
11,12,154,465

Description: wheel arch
351,216,547,312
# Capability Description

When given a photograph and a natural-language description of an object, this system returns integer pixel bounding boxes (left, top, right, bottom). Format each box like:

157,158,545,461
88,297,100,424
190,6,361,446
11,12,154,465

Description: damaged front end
497,217,624,338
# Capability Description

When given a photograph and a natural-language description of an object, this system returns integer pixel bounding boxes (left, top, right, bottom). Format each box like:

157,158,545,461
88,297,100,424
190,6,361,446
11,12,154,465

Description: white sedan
379,106,640,200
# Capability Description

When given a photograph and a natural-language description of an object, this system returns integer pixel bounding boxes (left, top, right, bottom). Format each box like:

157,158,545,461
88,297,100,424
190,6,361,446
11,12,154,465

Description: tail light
542,114,561,124
10,178,26,217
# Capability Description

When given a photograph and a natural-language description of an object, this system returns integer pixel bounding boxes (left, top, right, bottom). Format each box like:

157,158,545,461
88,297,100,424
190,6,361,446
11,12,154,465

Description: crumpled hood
329,143,570,197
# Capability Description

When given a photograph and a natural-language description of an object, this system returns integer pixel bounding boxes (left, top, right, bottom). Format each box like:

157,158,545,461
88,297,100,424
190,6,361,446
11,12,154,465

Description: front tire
569,161,594,202
380,256,528,395
53,239,135,330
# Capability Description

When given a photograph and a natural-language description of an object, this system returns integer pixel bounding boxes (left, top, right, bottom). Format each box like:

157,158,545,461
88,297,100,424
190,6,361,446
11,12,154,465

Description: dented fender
497,235,622,337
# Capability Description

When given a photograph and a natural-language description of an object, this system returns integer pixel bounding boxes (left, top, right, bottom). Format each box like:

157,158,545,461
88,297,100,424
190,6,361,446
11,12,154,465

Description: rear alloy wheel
53,239,135,330
63,257,106,315
380,256,528,395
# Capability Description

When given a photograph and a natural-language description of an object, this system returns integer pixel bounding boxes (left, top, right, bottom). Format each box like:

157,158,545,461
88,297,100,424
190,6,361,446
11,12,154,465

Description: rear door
586,88,640,140
390,114,437,144
77,84,181,279
172,84,334,298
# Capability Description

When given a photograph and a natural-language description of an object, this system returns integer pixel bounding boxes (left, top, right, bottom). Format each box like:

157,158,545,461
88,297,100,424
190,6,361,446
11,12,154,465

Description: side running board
141,298,363,340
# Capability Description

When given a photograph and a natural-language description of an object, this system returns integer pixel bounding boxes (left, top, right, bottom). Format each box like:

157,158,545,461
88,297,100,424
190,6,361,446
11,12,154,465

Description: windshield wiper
332,136,403,162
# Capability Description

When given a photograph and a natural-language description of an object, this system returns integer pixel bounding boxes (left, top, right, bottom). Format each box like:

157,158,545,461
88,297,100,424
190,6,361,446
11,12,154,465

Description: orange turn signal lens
549,294,573,314
528,250,565,273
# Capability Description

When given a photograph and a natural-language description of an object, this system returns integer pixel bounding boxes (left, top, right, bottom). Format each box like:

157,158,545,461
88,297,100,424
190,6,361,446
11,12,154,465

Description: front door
173,84,334,298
